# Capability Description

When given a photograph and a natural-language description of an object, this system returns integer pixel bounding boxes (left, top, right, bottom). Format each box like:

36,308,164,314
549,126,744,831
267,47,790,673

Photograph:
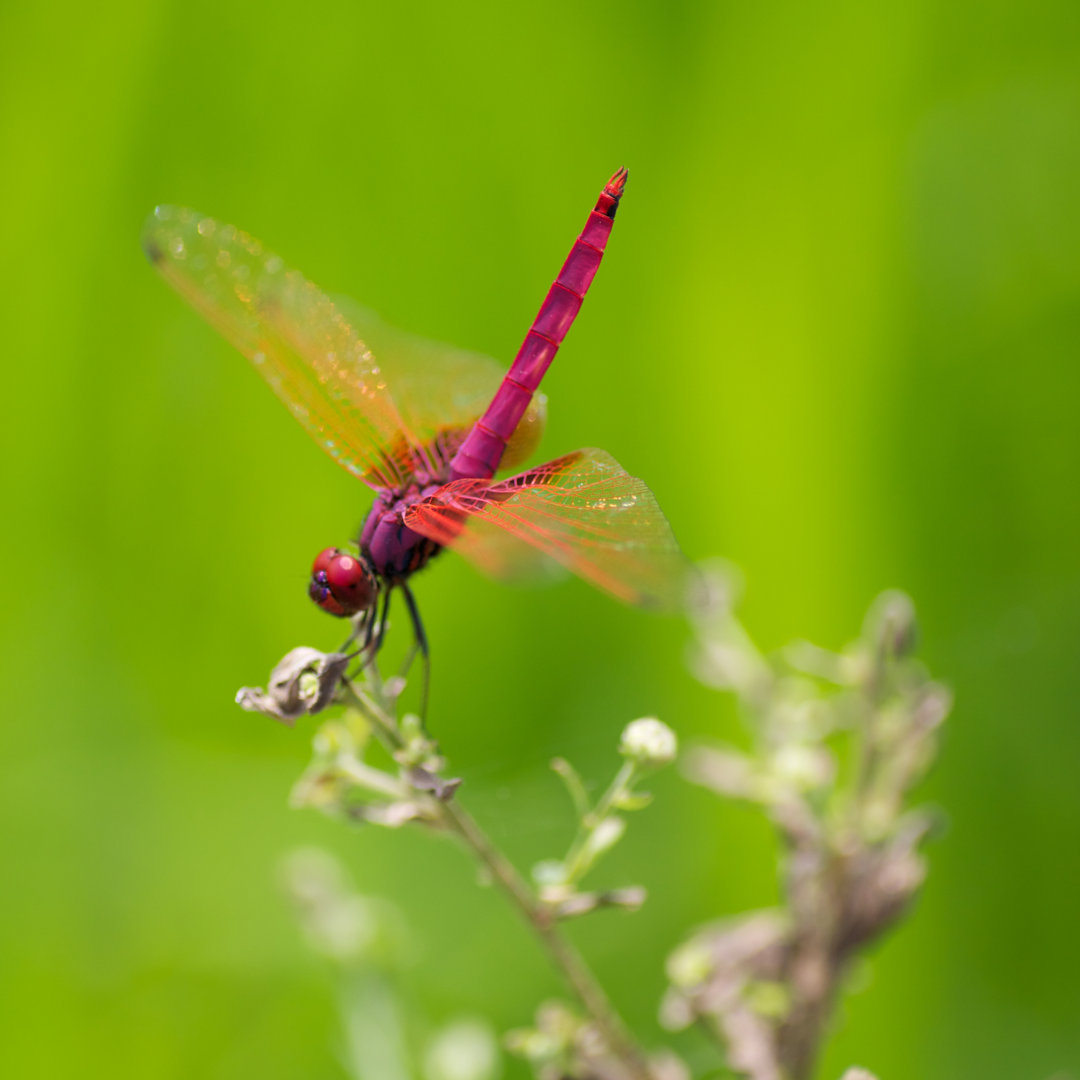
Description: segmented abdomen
448,168,628,481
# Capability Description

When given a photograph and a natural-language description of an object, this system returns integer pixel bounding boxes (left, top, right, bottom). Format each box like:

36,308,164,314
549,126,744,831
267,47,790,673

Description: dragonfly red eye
308,547,375,618
311,547,341,578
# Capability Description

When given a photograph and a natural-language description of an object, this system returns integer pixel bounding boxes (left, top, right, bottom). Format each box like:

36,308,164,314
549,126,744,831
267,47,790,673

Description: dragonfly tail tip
606,167,629,197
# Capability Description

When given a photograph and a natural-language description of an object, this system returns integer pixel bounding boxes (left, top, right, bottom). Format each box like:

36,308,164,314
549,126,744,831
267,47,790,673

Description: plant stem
561,759,636,884
439,798,653,1080
340,678,652,1080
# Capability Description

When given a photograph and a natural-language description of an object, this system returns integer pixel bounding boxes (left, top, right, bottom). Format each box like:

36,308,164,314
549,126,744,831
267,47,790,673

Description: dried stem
667,576,947,1080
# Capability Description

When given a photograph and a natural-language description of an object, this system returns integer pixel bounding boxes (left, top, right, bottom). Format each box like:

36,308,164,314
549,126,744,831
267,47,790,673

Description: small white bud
620,717,678,768
280,849,380,963
581,816,626,863
424,1018,500,1080
531,859,567,887
771,744,834,792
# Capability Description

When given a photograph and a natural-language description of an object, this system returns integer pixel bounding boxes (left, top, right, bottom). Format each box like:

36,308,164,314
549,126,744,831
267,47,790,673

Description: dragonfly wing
143,206,413,489
424,511,570,586
402,449,688,610
332,301,547,474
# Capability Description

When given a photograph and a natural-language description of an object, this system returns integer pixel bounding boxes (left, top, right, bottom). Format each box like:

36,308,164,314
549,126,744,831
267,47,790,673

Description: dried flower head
235,647,349,725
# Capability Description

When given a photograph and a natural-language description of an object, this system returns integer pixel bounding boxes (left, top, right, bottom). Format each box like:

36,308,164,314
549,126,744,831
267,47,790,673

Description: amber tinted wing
333,302,547,474
143,206,413,489
402,448,688,610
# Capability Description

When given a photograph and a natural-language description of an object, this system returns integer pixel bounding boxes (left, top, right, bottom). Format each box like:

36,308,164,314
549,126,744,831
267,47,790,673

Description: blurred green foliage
1,1,1078,1077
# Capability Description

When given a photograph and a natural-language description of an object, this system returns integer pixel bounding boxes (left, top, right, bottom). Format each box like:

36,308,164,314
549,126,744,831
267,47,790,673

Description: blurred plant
281,847,414,1080
661,564,949,1080
243,646,674,1080
247,561,948,1080
282,847,500,1080
531,716,675,920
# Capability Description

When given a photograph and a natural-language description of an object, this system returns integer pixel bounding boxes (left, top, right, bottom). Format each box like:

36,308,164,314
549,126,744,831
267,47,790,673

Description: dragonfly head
308,547,377,618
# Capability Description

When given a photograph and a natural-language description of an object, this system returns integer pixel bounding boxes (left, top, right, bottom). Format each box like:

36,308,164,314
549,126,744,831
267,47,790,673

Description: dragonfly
144,169,686,711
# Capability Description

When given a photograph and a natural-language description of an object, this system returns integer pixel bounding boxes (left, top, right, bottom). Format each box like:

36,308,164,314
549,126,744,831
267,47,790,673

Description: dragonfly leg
373,588,392,654
344,602,377,682
400,581,430,724
358,588,393,694
338,605,369,654
362,602,377,651
340,602,376,655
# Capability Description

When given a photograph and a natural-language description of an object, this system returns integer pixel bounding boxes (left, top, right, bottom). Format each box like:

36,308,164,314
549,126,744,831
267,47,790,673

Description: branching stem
562,759,636,884
440,799,652,1080
341,678,652,1080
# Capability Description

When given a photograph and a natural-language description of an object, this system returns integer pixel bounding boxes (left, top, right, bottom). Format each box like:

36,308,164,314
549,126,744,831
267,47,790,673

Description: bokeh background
2,1,1079,1076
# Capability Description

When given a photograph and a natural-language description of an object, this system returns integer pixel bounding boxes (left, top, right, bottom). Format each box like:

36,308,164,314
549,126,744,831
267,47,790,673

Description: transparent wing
143,206,413,489
402,449,688,610
427,509,571,586
332,302,547,474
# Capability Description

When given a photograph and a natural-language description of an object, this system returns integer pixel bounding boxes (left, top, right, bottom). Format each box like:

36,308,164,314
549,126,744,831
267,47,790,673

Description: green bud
613,789,654,811
531,859,567,887
667,940,712,988
744,979,790,1019
582,816,626,863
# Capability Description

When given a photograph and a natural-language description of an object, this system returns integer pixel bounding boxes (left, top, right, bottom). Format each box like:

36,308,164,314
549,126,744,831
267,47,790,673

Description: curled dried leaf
551,886,647,920
236,647,349,724
407,766,462,801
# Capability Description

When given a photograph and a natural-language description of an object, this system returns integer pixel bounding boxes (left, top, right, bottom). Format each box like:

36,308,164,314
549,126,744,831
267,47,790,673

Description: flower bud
424,1018,500,1080
619,717,678,768
582,816,626,862
865,590,917,659
770,744,835,793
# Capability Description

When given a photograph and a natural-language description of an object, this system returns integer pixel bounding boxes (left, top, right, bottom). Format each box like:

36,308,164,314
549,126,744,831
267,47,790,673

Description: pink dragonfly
144,170,686,705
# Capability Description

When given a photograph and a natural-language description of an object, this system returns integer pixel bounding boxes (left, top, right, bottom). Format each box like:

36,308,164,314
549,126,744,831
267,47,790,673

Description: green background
2,1,1078,1076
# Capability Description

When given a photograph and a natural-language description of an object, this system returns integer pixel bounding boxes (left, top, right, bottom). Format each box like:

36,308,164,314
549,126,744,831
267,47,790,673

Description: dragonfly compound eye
308,547,375,617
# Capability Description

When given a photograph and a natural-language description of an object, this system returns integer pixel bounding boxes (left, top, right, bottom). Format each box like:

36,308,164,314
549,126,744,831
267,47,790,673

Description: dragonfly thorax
309,485,445,619
357,483,446,585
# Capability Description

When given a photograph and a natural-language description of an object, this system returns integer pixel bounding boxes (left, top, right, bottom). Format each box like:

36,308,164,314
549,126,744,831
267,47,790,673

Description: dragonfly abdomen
449,169,627,482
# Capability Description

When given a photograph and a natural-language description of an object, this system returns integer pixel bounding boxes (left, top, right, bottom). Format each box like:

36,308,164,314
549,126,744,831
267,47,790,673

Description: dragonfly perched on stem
144,170,686,716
